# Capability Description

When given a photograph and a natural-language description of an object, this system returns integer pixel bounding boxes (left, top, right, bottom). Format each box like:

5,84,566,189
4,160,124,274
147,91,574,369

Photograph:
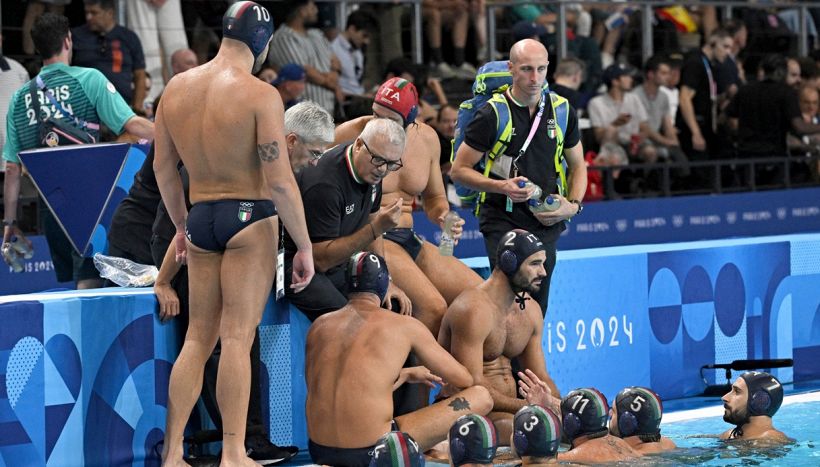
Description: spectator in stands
631,55,688,170
788,84,820,159
727,54,820,186
255,64,278,84
269,0,341,112
422,0,476,80
550,57,586,111
434,104,458,177
380,58,448,125
22,0,71,56
787,57,803,89
797,56,819,90
72,0,148,115
676,29,733,170
589,63,656,163
661,52,683,120
273,63,307,110
714,19,747,99
511,20,547,43
126,0,189,104
170,48,197,76
0,35,30,162
331,10,376,99
584,143,628,202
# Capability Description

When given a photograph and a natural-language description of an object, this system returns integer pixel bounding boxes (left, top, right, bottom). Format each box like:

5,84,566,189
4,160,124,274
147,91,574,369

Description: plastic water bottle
10,236,34,259
518,180,543,201
529,195,561,213
93,253,159,287
439,211,461,256
2,242,24,273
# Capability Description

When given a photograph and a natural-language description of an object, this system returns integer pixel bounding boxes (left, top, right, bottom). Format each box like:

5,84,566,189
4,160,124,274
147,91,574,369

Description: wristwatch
569,200,583,216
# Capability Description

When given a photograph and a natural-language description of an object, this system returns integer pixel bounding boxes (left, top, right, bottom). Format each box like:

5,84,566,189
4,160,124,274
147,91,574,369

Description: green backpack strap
550,92,570,197
474,93,514,215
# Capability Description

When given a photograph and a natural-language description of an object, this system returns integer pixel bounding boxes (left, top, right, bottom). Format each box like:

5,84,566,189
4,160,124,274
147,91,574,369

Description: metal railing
486,0,820,65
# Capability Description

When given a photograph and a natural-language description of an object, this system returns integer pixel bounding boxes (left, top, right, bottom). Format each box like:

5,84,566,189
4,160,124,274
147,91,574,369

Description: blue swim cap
495,229,544,277
740,371,783,418
513,405,562,458
561,388,610,442
449,414,497,466
613,387,663,440
347,252,390,303
369,431,425,467
223,1,274,59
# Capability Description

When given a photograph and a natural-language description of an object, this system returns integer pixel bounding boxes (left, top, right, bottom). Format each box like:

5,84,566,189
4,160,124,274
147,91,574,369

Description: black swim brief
308,420,400,467
186,199,276,252
383,228,424,261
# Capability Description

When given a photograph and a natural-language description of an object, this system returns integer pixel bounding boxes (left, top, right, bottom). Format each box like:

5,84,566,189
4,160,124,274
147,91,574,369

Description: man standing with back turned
154,2,314,465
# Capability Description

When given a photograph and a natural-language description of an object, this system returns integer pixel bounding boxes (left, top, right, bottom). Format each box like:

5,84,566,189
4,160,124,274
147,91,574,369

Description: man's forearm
679,98,701,136
3,163,21,223
450,164,504,194
123,116,155,141
314,222,378,273
270,177,311,253
486,383,527,413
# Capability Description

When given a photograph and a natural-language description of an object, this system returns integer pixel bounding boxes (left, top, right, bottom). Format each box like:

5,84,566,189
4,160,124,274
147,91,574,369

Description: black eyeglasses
361,139,402,171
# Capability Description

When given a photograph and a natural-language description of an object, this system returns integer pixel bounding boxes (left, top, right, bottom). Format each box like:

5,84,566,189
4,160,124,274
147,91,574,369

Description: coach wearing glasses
283,118,413,320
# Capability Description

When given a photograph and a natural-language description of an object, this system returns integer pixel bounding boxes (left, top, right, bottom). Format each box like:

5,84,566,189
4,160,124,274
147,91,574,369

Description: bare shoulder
409,122,440,154
446,289,494,332
760,429,791,444
335,116,371,142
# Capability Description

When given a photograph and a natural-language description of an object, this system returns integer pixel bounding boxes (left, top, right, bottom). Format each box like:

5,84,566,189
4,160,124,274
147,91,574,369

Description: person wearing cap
511,20,547,42
719,372,789,443
154,3,315,465
448,414,498,466
439,229,561,444
511,405,562,465
334,77,482,336
609,386,676,454
588,63,657,166
451,39,586,317
371,431,426,467
558,388,639,463
273,63,307,109
282,118,412,320
305,251,492,466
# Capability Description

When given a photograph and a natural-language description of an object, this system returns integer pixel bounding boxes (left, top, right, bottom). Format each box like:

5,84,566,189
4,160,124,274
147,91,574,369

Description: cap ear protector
617,411,638,437
449,436,466,465
561,388,610,441
749,390,772,415
740,371,783,418
499,249,519,276
562,412,582,439
513,405,561,458
495,229,543,278
448,414,497,466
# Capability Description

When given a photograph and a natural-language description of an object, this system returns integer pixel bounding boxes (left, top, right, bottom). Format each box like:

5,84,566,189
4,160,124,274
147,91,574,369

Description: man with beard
438,229,561,443
719,372,789,443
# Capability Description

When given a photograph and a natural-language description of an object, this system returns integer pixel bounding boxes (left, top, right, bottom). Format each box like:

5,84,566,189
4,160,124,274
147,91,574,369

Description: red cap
374,77,419,127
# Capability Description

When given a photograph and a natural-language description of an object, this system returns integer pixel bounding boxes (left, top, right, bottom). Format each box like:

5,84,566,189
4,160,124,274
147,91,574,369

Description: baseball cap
273,63,306,85
512,21,548,42
603,63,634,86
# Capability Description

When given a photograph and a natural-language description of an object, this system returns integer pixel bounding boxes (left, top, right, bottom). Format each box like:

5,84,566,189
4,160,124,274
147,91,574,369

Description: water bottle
2,242,24,273
529,195,561,213
439,211,461,256
10,236,34,259
518,180,543,201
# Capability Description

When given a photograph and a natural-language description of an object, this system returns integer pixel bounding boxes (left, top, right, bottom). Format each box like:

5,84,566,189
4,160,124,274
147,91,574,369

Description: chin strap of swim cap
514,292,530,310
730,425,744,439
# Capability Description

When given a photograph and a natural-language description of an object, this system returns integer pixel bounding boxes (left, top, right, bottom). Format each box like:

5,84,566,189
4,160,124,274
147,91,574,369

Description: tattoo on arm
258,141,280,162
449,397,471,411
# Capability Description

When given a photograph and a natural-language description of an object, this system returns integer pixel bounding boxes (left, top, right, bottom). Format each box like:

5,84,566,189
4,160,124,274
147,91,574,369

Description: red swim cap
374,77,419,128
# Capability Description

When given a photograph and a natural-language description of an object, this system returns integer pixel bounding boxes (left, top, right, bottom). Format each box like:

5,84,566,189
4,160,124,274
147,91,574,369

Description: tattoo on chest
449,397,471,411
258,141,280,162
606,437,626,454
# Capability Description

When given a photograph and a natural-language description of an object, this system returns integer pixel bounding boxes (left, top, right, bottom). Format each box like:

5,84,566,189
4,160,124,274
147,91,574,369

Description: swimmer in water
557,388,640,463
720,371,790,443
305,251,493,466
608,386,676,453
510,404,562,465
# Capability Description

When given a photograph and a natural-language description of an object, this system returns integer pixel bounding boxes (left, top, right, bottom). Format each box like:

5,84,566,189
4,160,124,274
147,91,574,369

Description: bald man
170,48,198,76
451,39,586,317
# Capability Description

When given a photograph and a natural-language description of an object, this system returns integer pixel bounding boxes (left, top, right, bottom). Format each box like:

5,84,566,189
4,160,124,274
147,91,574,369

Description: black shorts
308,420,400,467
383,228,423,261
185,199,276,252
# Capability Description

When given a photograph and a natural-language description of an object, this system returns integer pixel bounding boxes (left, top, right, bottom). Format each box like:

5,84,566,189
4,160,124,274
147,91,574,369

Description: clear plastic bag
93,253,158,287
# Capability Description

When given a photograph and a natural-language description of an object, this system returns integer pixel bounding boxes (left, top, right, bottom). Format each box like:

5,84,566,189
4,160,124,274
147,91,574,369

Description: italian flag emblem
238,202,254,222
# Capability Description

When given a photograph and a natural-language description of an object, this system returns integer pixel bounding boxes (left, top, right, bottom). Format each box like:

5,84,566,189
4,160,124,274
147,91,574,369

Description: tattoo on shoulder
449,397,471,411
258,141,280,162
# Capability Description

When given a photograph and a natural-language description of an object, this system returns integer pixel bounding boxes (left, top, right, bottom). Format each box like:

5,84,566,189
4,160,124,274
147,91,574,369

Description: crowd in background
3,0,820,232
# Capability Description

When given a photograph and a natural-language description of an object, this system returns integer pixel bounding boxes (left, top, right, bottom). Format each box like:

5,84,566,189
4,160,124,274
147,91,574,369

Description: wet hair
31,13,70,60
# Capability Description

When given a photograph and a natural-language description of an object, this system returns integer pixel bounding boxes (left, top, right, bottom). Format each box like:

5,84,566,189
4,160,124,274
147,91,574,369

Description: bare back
160,60,278,203
558,435,640,463
305,306,415,447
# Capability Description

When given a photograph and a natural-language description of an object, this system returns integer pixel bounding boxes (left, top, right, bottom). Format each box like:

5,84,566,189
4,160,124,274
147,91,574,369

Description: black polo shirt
676,51,715,136
284,143,382,273
463,91,580,240
71,24,145,104
726,80,800,158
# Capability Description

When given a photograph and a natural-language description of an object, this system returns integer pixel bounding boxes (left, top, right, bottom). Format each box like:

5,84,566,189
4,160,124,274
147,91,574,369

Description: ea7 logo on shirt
371,185,377,203
345,204,355,215
238,202,254,222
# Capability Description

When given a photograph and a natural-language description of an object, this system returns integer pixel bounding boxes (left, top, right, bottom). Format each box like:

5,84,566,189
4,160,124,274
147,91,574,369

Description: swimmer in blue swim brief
720,371,790,443
609,386,676,454
154,2,315,465
305,252,493,466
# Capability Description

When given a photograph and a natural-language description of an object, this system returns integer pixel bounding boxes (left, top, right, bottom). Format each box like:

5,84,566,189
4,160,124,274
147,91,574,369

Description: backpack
451,61,571,214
